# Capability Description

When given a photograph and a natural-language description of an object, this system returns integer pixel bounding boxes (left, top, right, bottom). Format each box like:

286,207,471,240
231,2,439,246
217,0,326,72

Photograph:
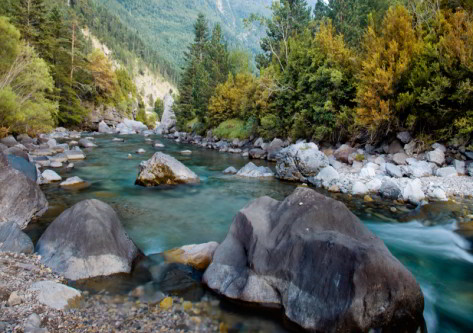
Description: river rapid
27,134,473,333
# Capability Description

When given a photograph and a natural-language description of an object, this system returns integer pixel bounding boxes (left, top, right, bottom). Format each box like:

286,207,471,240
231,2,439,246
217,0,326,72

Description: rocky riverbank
0,252,221,333
160,131,473,204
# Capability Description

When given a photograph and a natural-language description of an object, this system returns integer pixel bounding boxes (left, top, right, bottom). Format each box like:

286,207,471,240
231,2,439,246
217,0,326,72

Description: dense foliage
0,0,160,134
177,0,473,147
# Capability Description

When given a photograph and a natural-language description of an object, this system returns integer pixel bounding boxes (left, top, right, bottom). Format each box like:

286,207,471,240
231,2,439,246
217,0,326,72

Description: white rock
352,181,369,195
60,176,86,187
29,281,81,310
41,170,62,183
436,167,457,178
366,179,383,192
402,179,425,205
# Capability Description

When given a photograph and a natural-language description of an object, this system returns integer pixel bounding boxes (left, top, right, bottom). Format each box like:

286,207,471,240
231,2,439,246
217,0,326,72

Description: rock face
136,152,199,187
0,221,34,253
276,142,329,181
203,188,424,332
163,242,219,270
157,93,176,133
28,281,81,310
0,154,48,229
36,200,140,280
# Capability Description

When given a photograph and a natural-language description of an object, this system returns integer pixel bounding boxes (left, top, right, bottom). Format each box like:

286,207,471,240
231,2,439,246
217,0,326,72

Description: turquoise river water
27,134,473,333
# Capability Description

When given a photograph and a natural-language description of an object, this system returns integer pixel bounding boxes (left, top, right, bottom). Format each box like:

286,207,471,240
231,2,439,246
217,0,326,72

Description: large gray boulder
36,199,140,280
156,93,176,134
135,152,199,187
276,142,329,181
0,154,48,229
0,221,34,253
203,188,424,332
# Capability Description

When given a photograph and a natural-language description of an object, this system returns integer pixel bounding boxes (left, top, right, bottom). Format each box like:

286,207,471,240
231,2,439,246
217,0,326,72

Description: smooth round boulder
135,152,199,187
36,199,140,280
203,188,424,333
0,154,48,229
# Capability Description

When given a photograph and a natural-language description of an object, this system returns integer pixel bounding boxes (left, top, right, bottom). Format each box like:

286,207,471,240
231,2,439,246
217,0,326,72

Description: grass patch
213,119,251,140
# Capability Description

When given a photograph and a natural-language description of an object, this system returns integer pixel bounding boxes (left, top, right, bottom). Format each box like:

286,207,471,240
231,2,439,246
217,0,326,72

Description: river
26,134,473,333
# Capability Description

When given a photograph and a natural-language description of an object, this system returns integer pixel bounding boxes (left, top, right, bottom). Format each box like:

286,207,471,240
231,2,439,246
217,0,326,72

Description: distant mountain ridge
95,0,318,71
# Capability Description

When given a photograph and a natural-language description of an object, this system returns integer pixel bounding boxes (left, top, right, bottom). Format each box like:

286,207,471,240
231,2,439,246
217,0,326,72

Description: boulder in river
276,142,329,181
135,152,199,187
203,188,424,332
236,162,274,178
0,221,34,253
36,199,140,280
0,153,48,229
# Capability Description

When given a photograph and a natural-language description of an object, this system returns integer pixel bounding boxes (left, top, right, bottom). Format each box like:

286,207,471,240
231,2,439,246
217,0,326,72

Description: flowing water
27,134,473,333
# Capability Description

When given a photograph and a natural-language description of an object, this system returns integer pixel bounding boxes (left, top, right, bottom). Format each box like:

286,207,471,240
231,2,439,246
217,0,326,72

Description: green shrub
213,119,251,140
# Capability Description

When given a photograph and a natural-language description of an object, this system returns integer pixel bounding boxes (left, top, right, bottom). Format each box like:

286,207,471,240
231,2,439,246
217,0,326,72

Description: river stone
397,131,412,144
386,163,403,178
311,166,339,188
453,160,466,175
380,180,402,200
0,135,18,148
406,159,433,178
276,142,329,181
236,162,274,178
403,179,426,205
388,139,403,154
136,152,199,187
41,170,62,183
249,148,266,159
163,241,219,270
436,166,457,177
352,181,369,195
0,221,34,253
204,188,424,332
36,199,140,280
426,149,445,166
333,144,356,164
29,281,81,310
0,154,48,229
78,139,97,148
223,166,237,175
392,152,408,165
98,121,113,133
60,176,85,187
64,149,85,160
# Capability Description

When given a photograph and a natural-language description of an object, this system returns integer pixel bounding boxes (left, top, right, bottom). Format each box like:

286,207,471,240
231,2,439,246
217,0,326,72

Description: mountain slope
95,0,318,71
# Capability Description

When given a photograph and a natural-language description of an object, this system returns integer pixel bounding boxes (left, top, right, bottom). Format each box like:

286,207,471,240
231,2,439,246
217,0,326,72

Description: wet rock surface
204,187,424,333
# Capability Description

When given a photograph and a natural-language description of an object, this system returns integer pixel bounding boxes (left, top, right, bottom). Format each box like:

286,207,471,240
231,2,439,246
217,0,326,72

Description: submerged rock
36,199,140,280
0,154,48,229
0,221,34,253
163,242,219,270
203,188,424,332
135,152,199,187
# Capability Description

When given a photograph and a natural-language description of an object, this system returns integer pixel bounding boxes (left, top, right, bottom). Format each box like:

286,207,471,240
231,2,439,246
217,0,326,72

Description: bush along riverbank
161,130,473,205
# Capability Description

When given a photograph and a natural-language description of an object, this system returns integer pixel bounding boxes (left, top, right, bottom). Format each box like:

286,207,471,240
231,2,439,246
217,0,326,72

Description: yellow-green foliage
0,17,56,135
213,119,251,140
356,6,422,142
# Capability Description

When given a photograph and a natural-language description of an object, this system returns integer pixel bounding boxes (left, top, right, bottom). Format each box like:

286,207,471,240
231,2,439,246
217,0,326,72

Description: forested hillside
95,0,318,70
0,0,169,134
175,0,473,149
